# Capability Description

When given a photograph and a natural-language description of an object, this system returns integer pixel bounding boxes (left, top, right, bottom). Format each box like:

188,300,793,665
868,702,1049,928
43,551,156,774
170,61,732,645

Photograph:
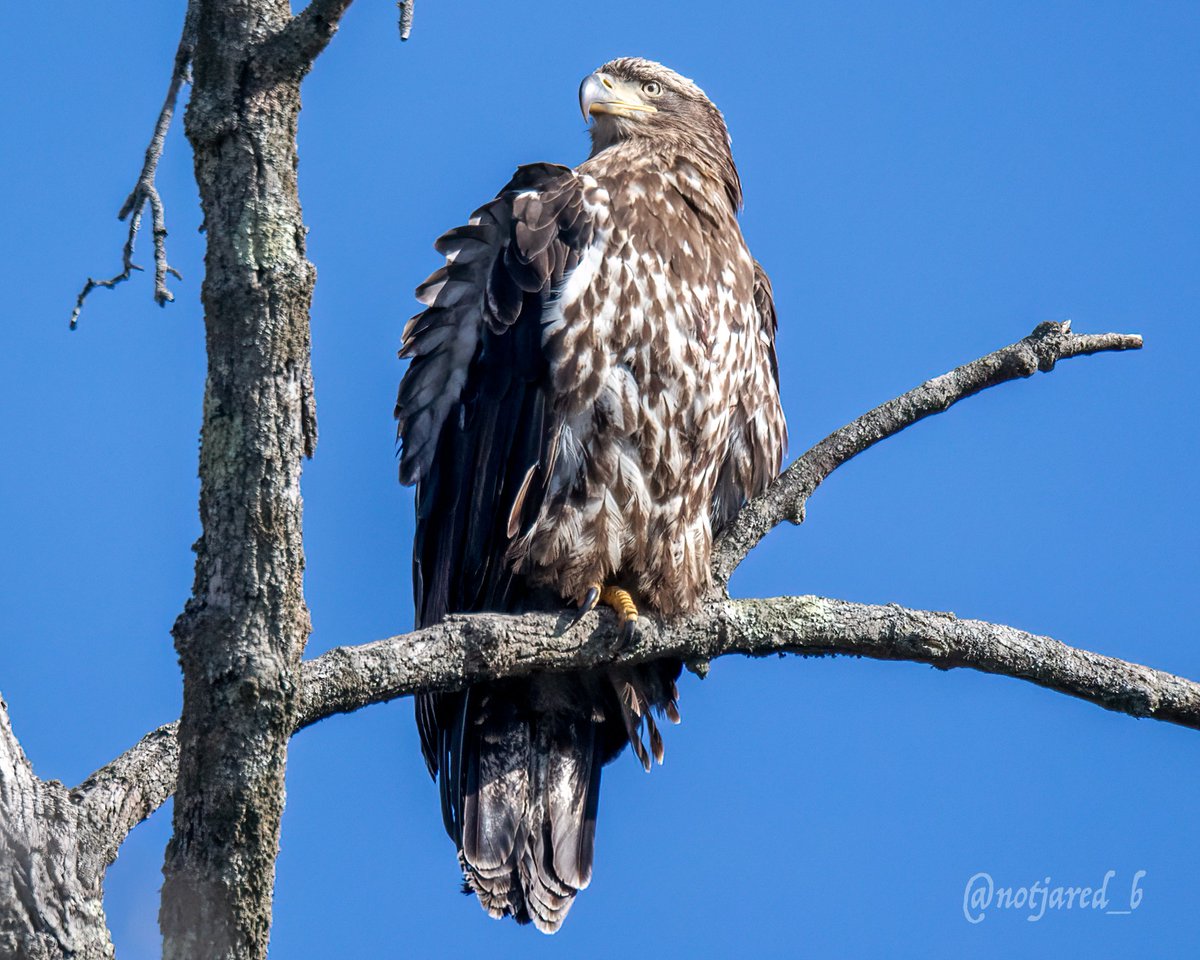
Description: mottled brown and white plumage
395,57,786,932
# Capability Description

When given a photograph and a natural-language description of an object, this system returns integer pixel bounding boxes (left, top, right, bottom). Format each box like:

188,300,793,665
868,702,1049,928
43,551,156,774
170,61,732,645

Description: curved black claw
569,585,602,630
611,615,639,653
580,585,600,612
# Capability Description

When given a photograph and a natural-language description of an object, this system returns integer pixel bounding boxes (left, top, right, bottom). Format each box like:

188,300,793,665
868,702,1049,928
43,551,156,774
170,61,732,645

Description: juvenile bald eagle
395,58,787,932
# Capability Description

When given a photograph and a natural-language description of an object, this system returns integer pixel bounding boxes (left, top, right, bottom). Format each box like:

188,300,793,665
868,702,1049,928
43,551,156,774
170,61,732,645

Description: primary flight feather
395,57,786,932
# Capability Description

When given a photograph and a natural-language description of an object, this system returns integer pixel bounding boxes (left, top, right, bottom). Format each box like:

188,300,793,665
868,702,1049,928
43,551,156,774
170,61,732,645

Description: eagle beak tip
579,73,605,123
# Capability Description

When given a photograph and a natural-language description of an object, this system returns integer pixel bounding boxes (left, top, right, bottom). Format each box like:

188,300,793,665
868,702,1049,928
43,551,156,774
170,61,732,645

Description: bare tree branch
5,318,1153,955
397,0,414,41
74,723,180,868
69,2,199,330
77,590,1200,861
710,320,1144,585
257,0,355,80
297,597,1200,732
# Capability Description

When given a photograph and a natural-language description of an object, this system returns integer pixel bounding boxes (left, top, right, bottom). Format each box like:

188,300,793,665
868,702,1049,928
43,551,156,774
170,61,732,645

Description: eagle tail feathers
450,679,603,933
431,663,682,932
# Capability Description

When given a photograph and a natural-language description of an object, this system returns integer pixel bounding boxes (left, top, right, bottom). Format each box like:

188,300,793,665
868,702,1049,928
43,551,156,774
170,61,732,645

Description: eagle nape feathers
394,57,786,933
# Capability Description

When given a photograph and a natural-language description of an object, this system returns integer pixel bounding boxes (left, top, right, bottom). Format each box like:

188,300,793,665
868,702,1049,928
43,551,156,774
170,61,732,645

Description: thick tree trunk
159,2,317,958
0,697,112,960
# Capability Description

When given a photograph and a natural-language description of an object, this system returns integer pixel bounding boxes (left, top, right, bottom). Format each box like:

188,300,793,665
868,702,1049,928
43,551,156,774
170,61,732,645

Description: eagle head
580,57,742,209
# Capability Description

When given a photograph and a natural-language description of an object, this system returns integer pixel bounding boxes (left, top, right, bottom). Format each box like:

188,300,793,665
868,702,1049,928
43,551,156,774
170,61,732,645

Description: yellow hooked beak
579,72,658,121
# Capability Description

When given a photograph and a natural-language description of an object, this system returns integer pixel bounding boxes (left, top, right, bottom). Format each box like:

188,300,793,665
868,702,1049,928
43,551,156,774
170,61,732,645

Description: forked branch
69,3,199,329
257,0,356,80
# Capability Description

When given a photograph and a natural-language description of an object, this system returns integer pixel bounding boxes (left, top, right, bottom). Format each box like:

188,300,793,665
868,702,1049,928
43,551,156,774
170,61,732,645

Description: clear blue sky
1,1,1197,957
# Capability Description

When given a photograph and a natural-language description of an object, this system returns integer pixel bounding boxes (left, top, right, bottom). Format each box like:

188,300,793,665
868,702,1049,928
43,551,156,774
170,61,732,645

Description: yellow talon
599,586,639,644
599,586,638,623
573,584,640,645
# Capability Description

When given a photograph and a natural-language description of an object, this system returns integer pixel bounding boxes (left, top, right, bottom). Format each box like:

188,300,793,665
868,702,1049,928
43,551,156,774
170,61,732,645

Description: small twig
69,4,198,329
398,0,414,41
711,321,1144,585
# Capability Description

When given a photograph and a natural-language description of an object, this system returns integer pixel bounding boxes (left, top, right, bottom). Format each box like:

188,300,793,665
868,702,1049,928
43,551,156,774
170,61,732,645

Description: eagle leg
599,585,639,647
571,583,640,646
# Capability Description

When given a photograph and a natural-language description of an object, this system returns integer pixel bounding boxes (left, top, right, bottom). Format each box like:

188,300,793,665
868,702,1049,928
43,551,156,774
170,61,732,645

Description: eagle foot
574,583,640,648
600,585,639,648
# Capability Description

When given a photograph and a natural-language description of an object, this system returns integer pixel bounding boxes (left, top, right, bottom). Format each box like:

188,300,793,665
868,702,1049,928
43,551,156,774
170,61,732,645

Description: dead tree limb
75,586,1200,872
711,320,1143,585
0,695,115,959
397,0,414,40
300,594,1200,733
69,2,199,329
256,0,355,80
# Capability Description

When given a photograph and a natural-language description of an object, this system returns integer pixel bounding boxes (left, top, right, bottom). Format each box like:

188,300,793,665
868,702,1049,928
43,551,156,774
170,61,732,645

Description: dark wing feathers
397,162,585,627
398,166,610,930
396,166,585,491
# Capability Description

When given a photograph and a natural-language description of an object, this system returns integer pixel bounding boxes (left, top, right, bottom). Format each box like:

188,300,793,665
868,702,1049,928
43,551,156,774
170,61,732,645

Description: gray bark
157,1,343,958
8,570,1195,957
294,595,1200,733
0,697,112,960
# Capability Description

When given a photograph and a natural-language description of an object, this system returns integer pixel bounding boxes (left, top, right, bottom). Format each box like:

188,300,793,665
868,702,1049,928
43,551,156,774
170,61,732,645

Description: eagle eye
642,80,663,97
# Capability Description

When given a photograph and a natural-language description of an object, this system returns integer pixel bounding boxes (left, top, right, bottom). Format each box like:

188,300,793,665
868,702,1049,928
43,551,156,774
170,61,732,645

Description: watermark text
962,870,1146,923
